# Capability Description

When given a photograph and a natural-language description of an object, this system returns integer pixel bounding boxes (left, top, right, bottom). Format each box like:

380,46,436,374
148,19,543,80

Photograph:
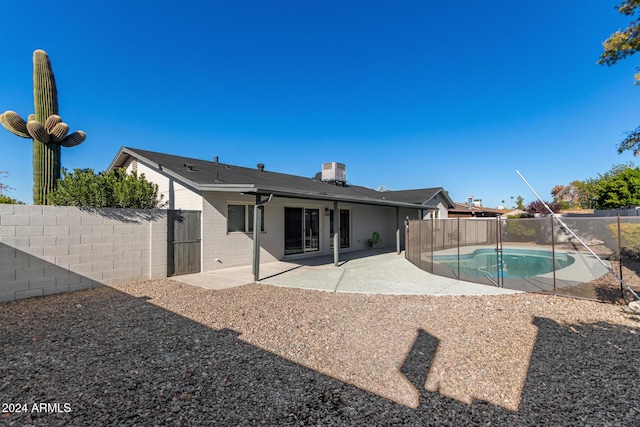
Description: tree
0,171,24,204
556,163,640,209
594,164,640,208
525,200,561,214
551,184,576,209
50,168,164,209
598,1,640,155
572,179,600,209
0,170,14,196
515,196,525,210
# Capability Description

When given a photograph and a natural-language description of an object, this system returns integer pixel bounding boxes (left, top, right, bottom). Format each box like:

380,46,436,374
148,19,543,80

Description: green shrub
504,219,538,242
0,194,24,204
608,222,640,259
51,168,163,209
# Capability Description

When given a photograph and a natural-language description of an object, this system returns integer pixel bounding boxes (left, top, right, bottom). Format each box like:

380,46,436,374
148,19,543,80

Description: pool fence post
498,217,503,288
457,217,460,279
618,215,623,298
431,216,435,273
495,218,500,287
551,216,556,294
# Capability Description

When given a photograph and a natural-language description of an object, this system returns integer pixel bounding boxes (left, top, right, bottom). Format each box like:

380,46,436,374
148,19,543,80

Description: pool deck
174,248,521,296
427,245,610,293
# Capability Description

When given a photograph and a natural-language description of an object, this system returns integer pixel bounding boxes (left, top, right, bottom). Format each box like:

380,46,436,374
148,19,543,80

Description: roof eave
247,186,423,208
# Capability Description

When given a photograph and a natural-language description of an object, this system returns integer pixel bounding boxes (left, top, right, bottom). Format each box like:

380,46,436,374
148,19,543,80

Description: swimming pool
433,248,575,279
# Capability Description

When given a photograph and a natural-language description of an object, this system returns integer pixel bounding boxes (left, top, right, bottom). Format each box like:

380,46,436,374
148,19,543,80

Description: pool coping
424,245,610,293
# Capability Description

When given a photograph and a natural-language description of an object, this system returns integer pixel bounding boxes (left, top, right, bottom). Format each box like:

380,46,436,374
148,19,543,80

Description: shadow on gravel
1,287,638,426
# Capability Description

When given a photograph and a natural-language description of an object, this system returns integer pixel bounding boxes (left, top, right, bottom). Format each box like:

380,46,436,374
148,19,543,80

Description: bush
0,194,24,204
525,200,561,214
608,222,640,259
51,168,164,209
504,219,538,242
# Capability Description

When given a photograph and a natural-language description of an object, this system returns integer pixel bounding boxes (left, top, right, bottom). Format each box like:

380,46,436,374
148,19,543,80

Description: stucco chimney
468,195,473,209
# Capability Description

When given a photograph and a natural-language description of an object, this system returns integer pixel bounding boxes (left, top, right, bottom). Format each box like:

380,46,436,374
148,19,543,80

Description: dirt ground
567,257,640,303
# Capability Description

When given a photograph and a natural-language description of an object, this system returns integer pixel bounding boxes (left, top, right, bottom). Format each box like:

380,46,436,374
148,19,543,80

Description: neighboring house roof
108,147,455,209
381,188,455,209
448,202,507,217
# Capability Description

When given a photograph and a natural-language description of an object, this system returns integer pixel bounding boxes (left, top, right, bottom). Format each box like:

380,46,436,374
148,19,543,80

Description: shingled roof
109,147,451,209
382,188,454,207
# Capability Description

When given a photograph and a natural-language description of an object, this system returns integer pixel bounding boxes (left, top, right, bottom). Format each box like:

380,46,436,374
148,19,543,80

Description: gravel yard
1,279,639,426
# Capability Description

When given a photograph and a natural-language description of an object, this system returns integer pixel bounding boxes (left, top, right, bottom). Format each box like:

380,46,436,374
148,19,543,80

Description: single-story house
448,199,508,218
108,147,455,276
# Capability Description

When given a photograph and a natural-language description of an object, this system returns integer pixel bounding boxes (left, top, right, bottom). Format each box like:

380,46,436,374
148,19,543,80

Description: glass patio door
329,209,350,249
304,209,320,252
284,207,319,255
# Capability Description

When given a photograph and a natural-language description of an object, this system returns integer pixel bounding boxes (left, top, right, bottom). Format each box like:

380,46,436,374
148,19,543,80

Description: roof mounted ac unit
322,162,346,183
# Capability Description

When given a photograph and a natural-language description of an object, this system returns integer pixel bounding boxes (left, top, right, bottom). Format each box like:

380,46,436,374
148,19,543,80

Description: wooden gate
168,210,201,276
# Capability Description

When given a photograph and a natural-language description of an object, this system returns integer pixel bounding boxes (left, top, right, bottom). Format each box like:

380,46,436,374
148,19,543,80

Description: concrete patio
173,249,520,296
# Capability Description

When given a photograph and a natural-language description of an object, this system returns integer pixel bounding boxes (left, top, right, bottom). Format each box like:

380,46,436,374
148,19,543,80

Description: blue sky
1,1,639,208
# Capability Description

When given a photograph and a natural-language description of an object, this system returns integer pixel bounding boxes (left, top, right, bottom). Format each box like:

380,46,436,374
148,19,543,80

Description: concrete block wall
0,205,167,302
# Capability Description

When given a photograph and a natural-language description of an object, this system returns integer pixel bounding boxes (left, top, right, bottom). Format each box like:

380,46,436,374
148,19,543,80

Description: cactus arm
26,120,50,142
28,113,35,121
0,111,30,138
50,122,69,142
59,130,86,147
44,114,62,131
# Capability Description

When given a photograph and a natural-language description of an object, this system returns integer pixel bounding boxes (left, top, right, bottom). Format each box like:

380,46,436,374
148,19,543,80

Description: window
228,204,265,233
248,206,265,232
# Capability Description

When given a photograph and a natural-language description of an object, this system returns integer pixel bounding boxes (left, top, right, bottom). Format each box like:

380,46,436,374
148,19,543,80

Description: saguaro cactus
0,50,86,205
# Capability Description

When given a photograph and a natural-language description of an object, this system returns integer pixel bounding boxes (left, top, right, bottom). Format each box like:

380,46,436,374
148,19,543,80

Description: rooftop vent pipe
214,156,219,164
468,195,473,209
257,163,265,171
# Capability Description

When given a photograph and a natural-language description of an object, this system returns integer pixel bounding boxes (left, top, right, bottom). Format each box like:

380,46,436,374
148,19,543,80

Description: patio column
396,206,401,254
334,201,339,266
252,198,262,281
252,194,273,281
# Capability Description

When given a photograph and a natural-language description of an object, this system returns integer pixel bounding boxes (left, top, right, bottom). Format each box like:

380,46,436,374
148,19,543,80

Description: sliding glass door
285,207,319,255
284,208,303,255
329,209,350,249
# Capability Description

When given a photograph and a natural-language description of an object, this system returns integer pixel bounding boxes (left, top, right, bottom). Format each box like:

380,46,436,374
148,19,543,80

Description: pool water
433,248,575,279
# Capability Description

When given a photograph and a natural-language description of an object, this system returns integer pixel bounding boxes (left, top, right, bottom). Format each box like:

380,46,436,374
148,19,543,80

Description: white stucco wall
124,159,202,211
200,192,414,271
119,155,429,271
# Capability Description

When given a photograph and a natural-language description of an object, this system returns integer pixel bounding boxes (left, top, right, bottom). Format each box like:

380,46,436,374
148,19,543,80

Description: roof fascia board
199,184,259,193
110,147,434,210
250,187,424,209
426,188,455,208
111,147,204,195
107,147,129,171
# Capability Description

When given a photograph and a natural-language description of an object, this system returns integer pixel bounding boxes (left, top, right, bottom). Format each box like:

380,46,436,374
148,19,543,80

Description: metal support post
396,207,401,254
252,194,273,282
334,201,339,267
